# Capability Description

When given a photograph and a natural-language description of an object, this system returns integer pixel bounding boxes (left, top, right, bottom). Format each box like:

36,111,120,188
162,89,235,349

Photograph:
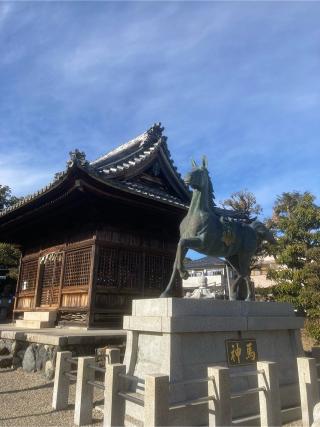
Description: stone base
15,319,53,329
123,298,304,426
0,326,126,378
15,311,57,329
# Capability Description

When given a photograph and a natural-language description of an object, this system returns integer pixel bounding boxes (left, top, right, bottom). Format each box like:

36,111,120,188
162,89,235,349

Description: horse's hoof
245,296,253,302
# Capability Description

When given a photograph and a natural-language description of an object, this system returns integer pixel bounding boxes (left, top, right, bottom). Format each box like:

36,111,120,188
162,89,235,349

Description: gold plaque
225,339,258,366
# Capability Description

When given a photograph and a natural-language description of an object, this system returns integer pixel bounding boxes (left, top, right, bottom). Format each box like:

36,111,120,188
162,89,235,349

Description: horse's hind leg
238,253,254,301
226,256,240,301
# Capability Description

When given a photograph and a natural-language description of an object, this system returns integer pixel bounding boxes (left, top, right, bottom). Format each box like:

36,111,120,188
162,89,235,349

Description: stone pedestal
123,298,304,426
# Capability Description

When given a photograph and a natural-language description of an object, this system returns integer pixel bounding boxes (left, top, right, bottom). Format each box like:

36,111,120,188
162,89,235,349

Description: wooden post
52,351,72,410
207,366,231,427
74,356,95,426
104,364,126,427
33,256,43,308
57,251,66,309
144,373,169,427
257,361,281,427
297,357,320,427
87,242,97,328
13,253,23,316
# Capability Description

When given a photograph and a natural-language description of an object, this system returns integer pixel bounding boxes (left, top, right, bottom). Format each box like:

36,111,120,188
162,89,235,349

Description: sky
0,1,319,220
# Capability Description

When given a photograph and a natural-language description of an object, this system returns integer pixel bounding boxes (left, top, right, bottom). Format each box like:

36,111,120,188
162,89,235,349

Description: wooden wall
14,224,181,327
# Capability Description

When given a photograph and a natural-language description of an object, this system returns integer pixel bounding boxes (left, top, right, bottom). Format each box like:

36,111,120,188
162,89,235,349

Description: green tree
221,189,262,217
0,185,20,210
0,185,21,284
221,189,269,271
268,192,320,339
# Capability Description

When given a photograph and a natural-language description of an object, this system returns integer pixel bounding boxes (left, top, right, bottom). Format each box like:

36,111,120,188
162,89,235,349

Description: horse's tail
251,221,276,244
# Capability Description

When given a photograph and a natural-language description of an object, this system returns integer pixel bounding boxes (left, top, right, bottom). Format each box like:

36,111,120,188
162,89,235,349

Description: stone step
24,311,57,322
15,319,54,329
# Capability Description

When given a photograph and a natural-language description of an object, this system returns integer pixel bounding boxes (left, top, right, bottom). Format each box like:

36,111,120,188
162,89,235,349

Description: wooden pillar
33,256,43,309
13,253,23,315
57,251,66,310
87,242,97,328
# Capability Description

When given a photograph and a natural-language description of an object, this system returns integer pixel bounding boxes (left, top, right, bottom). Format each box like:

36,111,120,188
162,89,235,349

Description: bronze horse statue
160,157,276,300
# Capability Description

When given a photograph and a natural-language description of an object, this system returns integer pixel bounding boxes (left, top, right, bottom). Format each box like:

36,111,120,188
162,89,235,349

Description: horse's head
184,156,209,190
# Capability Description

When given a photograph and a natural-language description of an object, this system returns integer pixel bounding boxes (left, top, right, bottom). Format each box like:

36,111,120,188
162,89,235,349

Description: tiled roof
0,123,190,218
90,123,190,199
184,256,226,269
0,123,251,221
91,123,163,169
112,180,188,208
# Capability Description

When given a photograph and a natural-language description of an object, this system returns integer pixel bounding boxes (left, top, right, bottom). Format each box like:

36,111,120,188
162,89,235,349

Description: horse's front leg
244,277,254,301
176,237,203,279
160,237,203,298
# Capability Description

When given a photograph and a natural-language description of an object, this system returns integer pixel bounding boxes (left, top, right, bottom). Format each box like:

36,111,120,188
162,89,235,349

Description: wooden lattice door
38,253,63,307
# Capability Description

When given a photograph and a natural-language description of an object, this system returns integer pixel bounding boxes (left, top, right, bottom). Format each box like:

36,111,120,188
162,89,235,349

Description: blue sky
0,1,319,219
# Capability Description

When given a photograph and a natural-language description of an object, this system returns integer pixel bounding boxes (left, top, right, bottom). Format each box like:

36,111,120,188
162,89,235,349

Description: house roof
184,256,227,269
0,123,191,222
0,122,251,225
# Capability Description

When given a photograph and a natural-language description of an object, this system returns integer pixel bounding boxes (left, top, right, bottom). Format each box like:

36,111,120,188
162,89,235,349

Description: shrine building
0,124,190,328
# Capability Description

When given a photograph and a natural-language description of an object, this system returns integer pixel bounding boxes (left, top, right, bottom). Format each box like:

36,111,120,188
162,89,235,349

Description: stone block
169,316,247,333
239,301,293,317
257,361,281,427
44,359,54,380
127,316,162,332
247,316,304,330
123,298,303,426
0,331,25,340
74,356,95,426
297,357,320,427
15,319,53,329
144,373,169,427
25,333,65,346
22,344,36,372
24,311,57,322
52,351,72,410
132,298,168,317
132,298,295,318
104,363,126,427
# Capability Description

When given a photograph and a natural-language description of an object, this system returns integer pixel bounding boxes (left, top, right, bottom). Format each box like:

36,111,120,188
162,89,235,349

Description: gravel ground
0,367,104,426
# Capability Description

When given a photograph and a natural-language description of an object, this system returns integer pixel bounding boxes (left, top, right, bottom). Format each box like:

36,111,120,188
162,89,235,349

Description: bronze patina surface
161,157,276,300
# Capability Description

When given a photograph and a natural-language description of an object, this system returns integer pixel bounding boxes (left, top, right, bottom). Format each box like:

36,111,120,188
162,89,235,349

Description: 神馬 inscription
225,339,258,366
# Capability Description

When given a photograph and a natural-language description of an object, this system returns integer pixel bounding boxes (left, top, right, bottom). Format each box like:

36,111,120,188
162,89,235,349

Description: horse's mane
205,169,216,209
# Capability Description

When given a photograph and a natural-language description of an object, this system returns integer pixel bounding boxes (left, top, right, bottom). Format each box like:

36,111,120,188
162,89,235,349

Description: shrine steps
15,311,57,329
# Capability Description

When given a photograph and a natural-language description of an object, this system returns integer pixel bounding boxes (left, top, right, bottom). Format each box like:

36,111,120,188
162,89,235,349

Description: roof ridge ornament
67,149,89,168
147,122,164,138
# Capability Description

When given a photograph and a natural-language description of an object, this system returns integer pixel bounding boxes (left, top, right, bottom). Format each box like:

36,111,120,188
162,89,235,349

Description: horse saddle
220,217,236,246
